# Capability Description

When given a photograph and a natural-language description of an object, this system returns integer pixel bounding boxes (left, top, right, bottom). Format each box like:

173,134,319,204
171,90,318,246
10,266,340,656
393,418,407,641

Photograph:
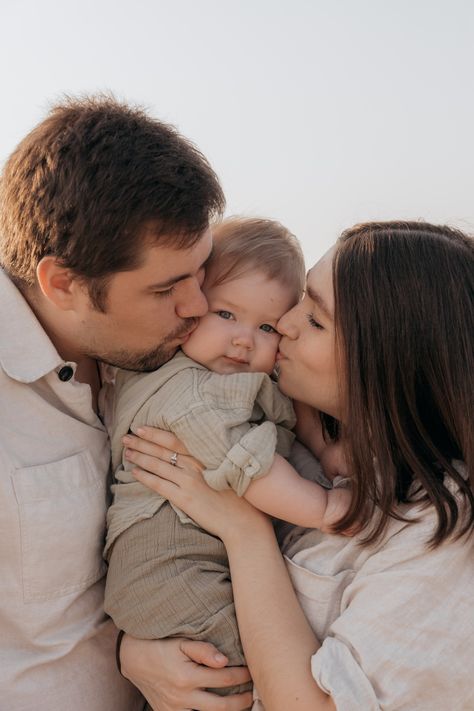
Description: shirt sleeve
312,638,380,710
158,370,295,496
305,518,474,710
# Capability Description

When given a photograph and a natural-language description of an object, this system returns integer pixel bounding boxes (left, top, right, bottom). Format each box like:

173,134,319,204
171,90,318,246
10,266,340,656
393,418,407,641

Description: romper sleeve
148,369,296,496
305,513,474,710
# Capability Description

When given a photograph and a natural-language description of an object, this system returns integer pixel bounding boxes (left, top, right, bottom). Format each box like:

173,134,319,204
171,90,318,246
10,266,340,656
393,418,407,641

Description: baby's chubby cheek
180,325,210,368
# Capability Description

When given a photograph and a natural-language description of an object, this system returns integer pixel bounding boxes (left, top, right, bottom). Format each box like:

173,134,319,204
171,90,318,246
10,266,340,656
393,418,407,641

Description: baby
104,217,350,700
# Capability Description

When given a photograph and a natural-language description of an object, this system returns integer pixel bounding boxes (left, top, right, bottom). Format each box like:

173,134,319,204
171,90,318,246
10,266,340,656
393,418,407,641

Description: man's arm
120,636,252,711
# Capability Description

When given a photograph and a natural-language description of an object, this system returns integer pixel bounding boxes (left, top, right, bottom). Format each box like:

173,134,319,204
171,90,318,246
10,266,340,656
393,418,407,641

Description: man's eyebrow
148,247,214,290
305,283,332,318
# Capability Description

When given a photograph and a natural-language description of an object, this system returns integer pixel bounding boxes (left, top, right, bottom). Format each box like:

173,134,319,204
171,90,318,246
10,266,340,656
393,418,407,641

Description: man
0,96,250,710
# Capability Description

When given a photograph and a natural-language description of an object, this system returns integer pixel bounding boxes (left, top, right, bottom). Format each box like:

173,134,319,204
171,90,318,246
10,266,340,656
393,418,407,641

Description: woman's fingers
131,425,191,455
123,432,204,472
131,467,180,496
123,433,181,463
125,445,186,482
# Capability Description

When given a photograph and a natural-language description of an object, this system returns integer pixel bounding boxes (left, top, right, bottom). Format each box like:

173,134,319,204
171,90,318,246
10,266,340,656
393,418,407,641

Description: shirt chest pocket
285,556,355,640
12,450,107,603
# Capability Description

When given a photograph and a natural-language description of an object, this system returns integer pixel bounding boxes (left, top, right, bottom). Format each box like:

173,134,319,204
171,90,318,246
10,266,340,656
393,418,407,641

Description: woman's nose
277,307,299,339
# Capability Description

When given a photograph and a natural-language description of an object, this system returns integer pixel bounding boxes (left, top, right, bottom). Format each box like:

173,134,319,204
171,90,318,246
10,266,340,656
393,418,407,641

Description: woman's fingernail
122,435,132,444
214,653,227,663
124,448,131,458
136,427,146,436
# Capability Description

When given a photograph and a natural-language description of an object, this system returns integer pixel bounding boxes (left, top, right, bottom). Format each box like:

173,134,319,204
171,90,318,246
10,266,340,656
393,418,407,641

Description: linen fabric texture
104,352,295,702
105,351,295,553
0,269,143,711
252,456,474,711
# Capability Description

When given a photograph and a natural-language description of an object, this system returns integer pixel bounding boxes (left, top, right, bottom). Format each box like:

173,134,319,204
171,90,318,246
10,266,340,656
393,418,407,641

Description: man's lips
176,325,197,343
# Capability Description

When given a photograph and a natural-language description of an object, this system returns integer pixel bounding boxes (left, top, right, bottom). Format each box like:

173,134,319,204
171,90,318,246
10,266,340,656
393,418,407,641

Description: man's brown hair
0,95,224,308
327,221,474,546
207,216,305,305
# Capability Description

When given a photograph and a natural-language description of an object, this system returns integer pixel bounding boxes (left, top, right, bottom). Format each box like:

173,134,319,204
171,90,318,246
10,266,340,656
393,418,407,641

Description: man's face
74,231,212,371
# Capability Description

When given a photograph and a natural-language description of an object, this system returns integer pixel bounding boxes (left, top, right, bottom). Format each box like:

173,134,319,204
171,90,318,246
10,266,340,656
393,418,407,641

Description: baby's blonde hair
207,217,305,305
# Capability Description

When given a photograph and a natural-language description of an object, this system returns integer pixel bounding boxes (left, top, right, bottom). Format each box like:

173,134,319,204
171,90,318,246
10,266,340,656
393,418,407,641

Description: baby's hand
319,484,353,534
320,441,349,481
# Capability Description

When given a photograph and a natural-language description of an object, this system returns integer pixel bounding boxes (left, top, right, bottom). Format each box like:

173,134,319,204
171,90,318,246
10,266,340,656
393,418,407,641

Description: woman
123,221,474,710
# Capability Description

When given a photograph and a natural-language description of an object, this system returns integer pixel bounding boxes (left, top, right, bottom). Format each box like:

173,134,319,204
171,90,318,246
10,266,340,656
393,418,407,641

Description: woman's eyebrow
305,284,332,318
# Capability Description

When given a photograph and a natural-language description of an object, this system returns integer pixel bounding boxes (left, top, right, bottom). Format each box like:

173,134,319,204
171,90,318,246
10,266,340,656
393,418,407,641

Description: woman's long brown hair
328,221,473,546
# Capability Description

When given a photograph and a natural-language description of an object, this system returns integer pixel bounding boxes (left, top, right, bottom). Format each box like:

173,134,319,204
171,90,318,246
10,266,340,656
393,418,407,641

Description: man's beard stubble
90,318,197,373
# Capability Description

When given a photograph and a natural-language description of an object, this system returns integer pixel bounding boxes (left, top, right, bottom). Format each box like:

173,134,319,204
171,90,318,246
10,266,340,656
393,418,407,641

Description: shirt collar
0,269,63,383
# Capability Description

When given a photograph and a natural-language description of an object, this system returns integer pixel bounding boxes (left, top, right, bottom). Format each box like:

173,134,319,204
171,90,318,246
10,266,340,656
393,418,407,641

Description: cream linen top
0,269,142,710
105,352,295,554
255,451,474,710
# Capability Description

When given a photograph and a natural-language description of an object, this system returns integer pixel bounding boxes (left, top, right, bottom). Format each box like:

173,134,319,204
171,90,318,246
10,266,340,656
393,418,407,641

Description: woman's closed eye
306,313,323,329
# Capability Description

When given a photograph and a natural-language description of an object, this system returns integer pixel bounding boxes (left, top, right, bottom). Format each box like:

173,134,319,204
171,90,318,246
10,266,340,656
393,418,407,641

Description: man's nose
176,278,208,319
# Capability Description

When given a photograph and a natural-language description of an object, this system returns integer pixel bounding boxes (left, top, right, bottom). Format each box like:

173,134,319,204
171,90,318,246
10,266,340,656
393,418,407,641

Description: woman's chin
275,370,292,397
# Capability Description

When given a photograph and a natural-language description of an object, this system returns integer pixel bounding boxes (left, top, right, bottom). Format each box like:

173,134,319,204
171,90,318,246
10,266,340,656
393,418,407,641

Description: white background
1,0,473,266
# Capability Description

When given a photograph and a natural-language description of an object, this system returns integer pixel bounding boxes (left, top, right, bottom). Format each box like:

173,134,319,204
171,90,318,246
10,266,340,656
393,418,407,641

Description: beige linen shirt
254,455,474,710
0,269,142,710
106,352,295,554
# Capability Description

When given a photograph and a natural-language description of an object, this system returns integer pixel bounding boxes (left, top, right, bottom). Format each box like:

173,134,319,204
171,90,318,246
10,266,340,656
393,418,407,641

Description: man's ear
36,256,83,311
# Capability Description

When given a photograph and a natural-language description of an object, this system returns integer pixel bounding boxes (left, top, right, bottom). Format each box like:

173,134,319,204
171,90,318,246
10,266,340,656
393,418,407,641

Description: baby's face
182,271,296,375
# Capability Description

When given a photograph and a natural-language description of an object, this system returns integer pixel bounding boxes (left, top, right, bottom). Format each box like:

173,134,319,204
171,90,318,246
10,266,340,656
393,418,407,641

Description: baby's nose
232,329,254,349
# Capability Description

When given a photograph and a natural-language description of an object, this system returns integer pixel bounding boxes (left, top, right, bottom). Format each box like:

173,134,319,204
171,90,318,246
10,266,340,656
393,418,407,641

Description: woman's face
276,247,343,419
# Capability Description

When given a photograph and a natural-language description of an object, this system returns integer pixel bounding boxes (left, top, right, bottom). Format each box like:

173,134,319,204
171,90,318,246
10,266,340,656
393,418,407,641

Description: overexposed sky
1,0,473,266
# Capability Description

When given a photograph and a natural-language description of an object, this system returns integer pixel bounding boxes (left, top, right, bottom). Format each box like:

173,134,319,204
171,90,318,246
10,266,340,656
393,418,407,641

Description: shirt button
58,365,74,382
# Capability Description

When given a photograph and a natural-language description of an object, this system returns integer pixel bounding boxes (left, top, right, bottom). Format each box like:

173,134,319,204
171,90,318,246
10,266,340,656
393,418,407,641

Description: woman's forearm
224,520,336,711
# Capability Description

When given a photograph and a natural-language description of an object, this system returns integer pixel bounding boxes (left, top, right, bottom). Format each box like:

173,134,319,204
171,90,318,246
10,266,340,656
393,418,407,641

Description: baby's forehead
204,271,298,319
205,267,298,293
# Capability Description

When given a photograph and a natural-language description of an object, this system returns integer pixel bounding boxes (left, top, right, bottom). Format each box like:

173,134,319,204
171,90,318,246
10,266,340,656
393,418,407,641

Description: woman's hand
120,635,252,711
123,427,270,544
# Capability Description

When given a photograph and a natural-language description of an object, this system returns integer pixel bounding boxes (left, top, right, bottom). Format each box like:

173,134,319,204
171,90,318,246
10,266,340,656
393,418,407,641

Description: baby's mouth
224,356,249,365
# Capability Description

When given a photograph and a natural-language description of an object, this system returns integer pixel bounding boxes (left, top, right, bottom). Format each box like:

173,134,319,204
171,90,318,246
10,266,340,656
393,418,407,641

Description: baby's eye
217,310,234,320
260,323,277,334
